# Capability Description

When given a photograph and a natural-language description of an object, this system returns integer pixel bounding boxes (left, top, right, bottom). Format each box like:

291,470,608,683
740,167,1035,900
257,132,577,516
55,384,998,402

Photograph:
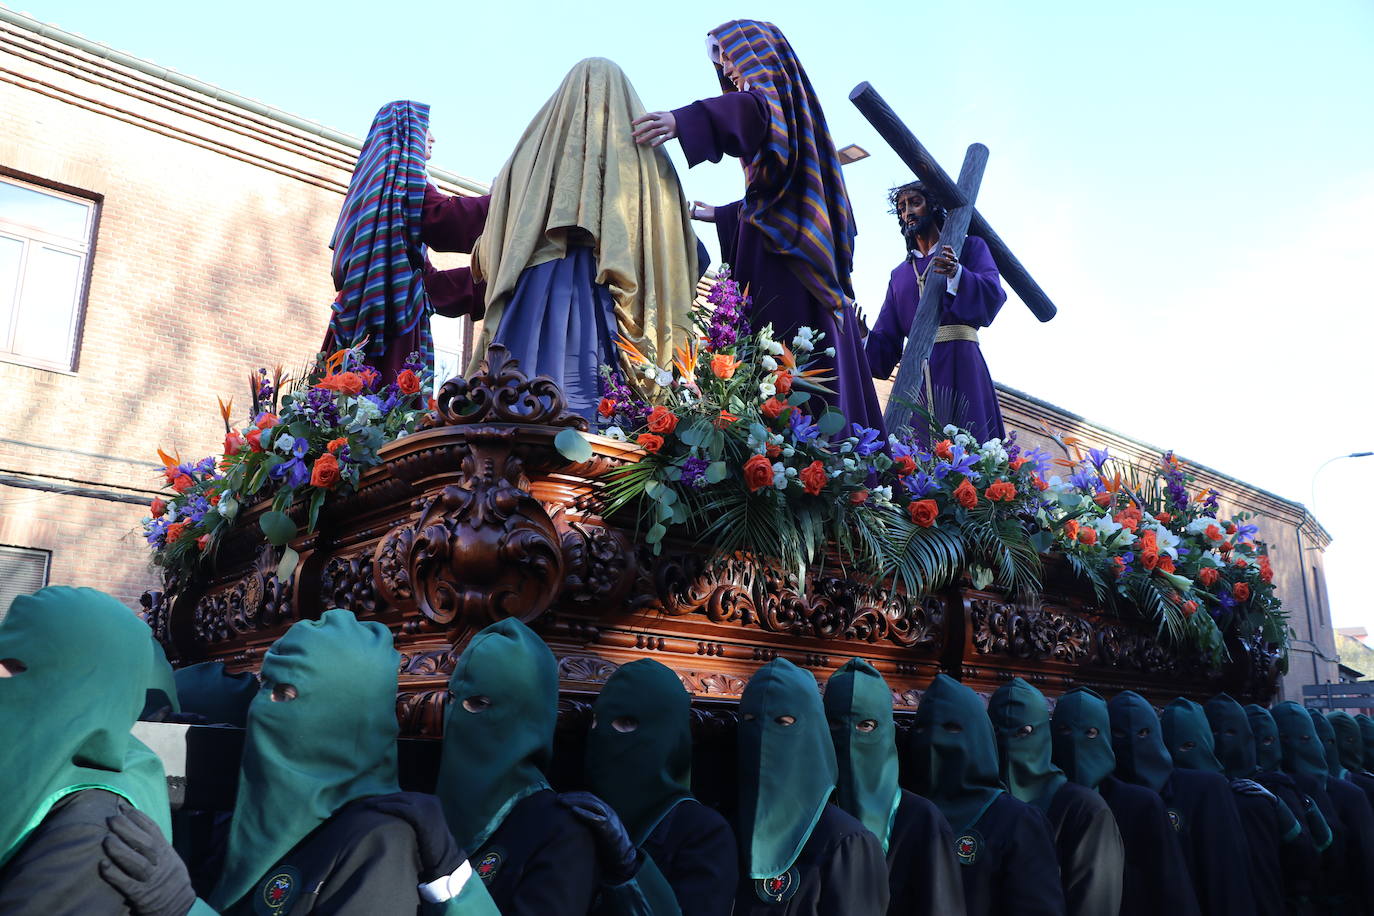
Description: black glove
558,791,641,885
367,792,465,882
98,805,197,916
1230,778,1278,802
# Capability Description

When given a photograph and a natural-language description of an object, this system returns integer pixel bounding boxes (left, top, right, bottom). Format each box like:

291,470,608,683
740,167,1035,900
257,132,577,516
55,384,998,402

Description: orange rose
256,413,280,430
953,479,978,509
743,454,774,492
396,369,421,396
1093,492,1112,508
1233,582,1251,601
893,455,916,477
1259,556,1273,584
646,406,680,435
985,480,1017,502
171,474,194,494
316,372,364,396
766,442,782,459
165,521,189,544
1062,520,1079,541
597,398,616,419
773,370,793,396
800,460,827,496
850,489,869,505
760,397,790,422
245,427,264,452
1155,512,1173,524
326,437,349,453
909,499,939,528
1111,556,1126,576
934,440,954,460
1140,550,1159,571
310,452,342,489
1181,600,1198,617
150,497,167,518
1199,566,1219,587
1158,556,1176,574
224,431,246,456
1138,529,1157,548
1032,476,1049,491
1205,524,1223,542
711,354,739,380
1009,456,1029,471
1077,527,1098,546
636,433,666,454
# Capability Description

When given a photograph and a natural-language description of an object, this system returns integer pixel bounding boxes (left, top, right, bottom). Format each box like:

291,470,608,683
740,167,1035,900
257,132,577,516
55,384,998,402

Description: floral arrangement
143,348,432,582
580,268,1284,662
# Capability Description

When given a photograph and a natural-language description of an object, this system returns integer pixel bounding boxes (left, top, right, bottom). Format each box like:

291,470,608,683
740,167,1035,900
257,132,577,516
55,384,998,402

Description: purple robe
673,91,883,434
865,235,1007,442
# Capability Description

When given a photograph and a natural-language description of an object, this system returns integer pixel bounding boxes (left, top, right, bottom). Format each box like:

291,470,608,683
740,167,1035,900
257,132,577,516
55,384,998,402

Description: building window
0,545,51,623
0,177,97,370
432,313,473,393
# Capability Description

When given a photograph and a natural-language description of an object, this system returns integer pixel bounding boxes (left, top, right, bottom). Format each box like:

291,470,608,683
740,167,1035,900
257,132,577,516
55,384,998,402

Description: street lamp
1310,451,1374,518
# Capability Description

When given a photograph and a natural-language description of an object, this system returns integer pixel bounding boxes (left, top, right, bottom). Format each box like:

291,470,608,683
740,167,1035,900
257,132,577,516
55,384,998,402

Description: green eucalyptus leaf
555,428,593,463
259,510,297,547
817,411,847,436
705,462,728,484
786,391,811,407
276,546,300,583
656,487,678,507
646,523,667,545
308,488,327,533
656,500,675,522
671,504,688,525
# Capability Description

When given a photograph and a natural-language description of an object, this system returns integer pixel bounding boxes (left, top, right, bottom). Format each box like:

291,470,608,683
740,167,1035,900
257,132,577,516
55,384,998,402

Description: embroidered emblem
254,867,300,916
476,850,503,881
1167,808,1183,832
955,832,982,865
754,867,800,903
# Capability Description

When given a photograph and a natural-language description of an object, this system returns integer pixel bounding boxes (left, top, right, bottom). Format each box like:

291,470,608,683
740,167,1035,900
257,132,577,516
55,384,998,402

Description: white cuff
948,263,964,295
419,860,473,903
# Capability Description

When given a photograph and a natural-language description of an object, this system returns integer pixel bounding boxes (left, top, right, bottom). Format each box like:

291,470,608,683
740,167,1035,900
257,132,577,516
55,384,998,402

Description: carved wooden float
142,346,1283,745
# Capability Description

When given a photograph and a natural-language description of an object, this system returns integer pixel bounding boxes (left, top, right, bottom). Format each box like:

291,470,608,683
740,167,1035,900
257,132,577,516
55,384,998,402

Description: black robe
1098,776,1201,916
1348,770,1374,811
472,788,599,916
0,789,136,915
1160,769,1255,916
1046,782,1123,916
1323,778,1374,914
885,789,964,916
957,792,1066,916
1231,788,1299,916
1253,771,1323,914
732,804,889,916
598,798,739,916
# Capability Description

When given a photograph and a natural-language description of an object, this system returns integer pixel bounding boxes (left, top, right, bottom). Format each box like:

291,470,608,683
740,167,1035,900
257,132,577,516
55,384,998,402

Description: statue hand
632,111,678,147
930,245,959,277
691,201,717,223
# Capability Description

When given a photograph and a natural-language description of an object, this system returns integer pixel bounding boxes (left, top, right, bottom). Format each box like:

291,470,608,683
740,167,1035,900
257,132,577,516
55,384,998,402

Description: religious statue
325,101,489,383
633,19,884,434
864,181,1007,442
470,58,702,420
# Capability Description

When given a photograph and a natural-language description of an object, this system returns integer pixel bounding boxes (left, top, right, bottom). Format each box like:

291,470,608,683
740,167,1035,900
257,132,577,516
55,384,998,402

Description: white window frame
0,176,98,372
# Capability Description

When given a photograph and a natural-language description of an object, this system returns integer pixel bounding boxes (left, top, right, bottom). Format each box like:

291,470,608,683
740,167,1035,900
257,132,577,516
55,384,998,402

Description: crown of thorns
887,181,945,215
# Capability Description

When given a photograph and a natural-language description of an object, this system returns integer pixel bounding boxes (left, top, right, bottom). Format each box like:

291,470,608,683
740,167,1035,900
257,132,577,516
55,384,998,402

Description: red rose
1234,558,1248,569
766,442,782,459
317,372,364,396
171,474,194,494
224,432,246,456
150,497,167,518
1093,491,1112,508
1077,527,1098,546
909,499,939,528
711,354,739,380
1259,556,1273,584
326,437,348,453
850,489,869,505
1158,556,1176,574
1199,566,1219,587
245,428,264,453
1218,541,1233,554
744,454,774,493
760,397,790,422
196,534,210,551
1062,520,1079,541
800,460,827,496
1032,476,1049,491
934,440,954,461
396,369,421,396
1232,582,1251,602
773,370,793,396
256,413,279,430
165,521,189,544
646,406,680,435
1141,550,1159,571
893,455,916,477
1009,456,1029,471
636,433,665,454
310,452,342,489
597,398,616,419
1111,556,1126,576
1155,512,1173,524
985,480,1017,502
1224,522,1237,535
358,366,381,389
1205,524,1223,542
1182,600,1198,617
953,479,978,509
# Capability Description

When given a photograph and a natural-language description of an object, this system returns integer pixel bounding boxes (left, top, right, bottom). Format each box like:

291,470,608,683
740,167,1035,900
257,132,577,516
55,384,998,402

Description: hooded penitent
472,57,698,379
987,677,1068,811
140,638,180,719
1273,702,1329,790
0,587,167,868
586,659,693,845
823,659,900,851
438,617,557,851
1307,708,1344,779
1051,688,1117,790
210,610,401,910
1204,694,1259,779
737,658,837,879
173,661,259,728
1358,714,1374,769
1161,698,1225,774
705,20,855,315
1107,692,1173,792
1328,712,1364,775
909,674,1003,833
1246,705,1287,774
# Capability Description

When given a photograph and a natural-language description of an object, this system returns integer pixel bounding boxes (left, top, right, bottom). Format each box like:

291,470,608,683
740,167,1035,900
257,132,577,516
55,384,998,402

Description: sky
13,0,1373,628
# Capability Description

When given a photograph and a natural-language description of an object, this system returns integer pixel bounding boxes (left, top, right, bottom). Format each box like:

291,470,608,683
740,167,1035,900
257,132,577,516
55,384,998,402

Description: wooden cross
849,82,1058,435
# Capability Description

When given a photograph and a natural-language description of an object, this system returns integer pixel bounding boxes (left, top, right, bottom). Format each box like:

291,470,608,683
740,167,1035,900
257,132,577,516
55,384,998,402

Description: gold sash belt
934,324,979,344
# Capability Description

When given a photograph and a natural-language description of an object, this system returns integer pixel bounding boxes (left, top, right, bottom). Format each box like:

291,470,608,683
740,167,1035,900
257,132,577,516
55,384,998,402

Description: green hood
586,659,693,845
987,678,1067,811
1307,708,1344,779
0,587,165,868
211,610,401,910
1245,704,1284,773
909,674,1003,833
173,661,259,727
140,639,181,719
1107,691,1172,792
438,617,556,851
1357,714,1374,770
823,659,901,851
1328,711,1364,774
1050,688,1116,790
1161,698,1224,774
737,659,837,879
1204,694,1258,779
1273,702,1328,790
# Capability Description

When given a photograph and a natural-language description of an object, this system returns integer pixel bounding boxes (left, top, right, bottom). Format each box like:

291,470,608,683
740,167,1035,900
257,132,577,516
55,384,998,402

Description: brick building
0,9,1338,700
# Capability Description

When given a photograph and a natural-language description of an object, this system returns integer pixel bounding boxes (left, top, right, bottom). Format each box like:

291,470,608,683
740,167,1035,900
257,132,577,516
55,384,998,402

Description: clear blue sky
17,0,1374,628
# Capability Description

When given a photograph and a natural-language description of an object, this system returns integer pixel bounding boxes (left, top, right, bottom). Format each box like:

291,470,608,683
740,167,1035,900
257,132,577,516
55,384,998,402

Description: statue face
896,190,929,229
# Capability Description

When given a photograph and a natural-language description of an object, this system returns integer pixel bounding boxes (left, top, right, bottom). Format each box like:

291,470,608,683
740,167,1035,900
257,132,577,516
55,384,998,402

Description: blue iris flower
1023,447,1053,476
789,411,820,443
1068,466,1099,492
906,472,938,499
851,424,883,457
1088,447,1111,471
1236,523,1259,542
270,458,310,489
